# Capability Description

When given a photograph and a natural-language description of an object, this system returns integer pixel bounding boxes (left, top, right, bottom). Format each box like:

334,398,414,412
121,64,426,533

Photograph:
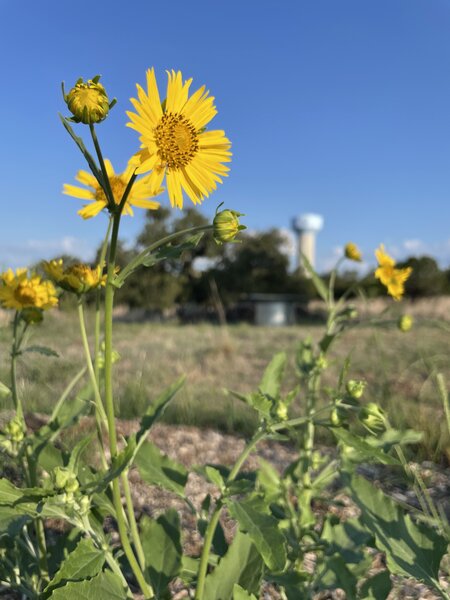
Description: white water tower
292,213,324,274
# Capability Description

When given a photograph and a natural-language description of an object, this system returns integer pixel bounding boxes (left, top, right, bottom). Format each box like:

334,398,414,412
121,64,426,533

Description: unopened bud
346,379,366,399
398,315,413,332
359,402,386,433
344,242,362,262
276,402,288,421
213,207,246,244
21,307,44,324
65,76,111,124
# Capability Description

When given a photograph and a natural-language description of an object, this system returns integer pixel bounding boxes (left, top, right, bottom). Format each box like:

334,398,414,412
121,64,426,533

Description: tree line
52,208,450,313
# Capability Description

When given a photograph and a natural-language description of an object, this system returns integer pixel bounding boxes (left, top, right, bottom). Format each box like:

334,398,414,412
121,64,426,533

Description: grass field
0,306,449,462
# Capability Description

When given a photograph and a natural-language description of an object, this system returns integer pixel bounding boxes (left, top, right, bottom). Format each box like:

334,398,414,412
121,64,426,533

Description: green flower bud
79,495,90,515
315,353,328,371
398,315,413,332
52,467,71,490
5,417,24,442
346,379,366,399
65,76,111,124
65,476,80,494
359,402,386,433
276,402,288,421
330,408,343,426
21,307,44,324
213,207,246,244
0,439,13,453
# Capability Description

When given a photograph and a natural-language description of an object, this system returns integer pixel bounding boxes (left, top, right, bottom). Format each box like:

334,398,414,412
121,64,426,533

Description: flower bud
344,242,362,262
398,315,413,332
330,407,344,426
5,418,24,442
52,467,71,490
213,207,246,244
359,402,386,433
65,76,110,124
79,495,90,515
315,353,328,371
21,307,44,324
346,379,366,399
276,402,288,421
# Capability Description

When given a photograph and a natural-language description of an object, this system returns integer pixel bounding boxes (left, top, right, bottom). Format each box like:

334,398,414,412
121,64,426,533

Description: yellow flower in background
0,269,58,311
344,242,362,262
65,76,111,125
374,245,412,301
127,69,232,209
63,157,162,219
43,260,106,294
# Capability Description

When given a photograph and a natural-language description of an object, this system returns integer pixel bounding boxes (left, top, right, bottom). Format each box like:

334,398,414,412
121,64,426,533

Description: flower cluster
43,260,106,295
375,245,412,301
0,268,58,311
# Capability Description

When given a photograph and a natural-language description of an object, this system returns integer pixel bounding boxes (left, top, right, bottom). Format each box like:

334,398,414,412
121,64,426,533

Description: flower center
154,112,199,169
15,283,38,306
95,176,127,206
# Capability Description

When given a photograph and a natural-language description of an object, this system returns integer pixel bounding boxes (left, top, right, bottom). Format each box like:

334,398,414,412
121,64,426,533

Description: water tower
292,213,324,275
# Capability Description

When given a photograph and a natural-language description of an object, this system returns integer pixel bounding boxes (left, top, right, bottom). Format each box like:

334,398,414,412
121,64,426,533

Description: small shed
247,293,298,326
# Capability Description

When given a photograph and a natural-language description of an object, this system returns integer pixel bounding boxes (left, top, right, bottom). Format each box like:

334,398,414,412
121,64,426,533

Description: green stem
104,212,153,598
122,469,146,570
195,429,266,600
116,225,213,286
11,312,23,421
89,124,114,206
77,300,108,471
26,449,49,584
94,215,113,386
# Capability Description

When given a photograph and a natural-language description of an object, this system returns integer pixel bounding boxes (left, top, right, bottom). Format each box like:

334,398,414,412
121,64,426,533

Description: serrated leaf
135,440,187,496
227,500,286,571
348,474,447,587
334,428,400,465
48,570,127,599
233,584,257,600
135,377,185,451
321,517,373,563
141,510,182,597
204,531,263,600
22,344,59,357
44,538,105,597
359,571,392,600
259,352,286,400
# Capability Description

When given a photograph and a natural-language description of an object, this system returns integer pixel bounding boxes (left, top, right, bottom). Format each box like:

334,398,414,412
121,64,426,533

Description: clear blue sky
1,0,450,272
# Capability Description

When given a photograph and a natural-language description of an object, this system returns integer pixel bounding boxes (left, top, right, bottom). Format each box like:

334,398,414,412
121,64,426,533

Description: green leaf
203,466,226,490
68,434,93,475
359,571,392,600
227,500,286,571
233,584,258,600
38,443,66,473
59,115,104,187
142,232,205,266
315,554,357,600
301,252,328,302
348,474,448,587
0,380,11,398
22,344,59,357
259,352,286,400
256,458,281,504
135,376,185,451
141,510,182,597
48,570,127,599
44,538,106,597
0,504,33,537
321,517,373,564
334,428,400,466
204,531,263,600
86,438,136,494
135,440,188,496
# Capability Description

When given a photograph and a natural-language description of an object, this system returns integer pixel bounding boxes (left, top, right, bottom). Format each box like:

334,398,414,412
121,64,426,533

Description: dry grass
0,301,449,461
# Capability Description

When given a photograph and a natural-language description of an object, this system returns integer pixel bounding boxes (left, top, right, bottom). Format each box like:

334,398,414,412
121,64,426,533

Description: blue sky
1,0,450,272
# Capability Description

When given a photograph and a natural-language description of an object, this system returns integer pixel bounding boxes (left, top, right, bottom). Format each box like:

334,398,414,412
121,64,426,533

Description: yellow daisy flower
63,157,162,219
0,268,58,311
374,245,412,301
126,68,232,209
43,259,106,295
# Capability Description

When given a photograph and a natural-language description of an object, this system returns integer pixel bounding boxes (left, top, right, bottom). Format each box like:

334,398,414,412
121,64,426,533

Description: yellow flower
63,157,162,219
43,259,106,294
344,242,362,262
0,269,58,311
374,245,412,301
127,69,232,209
65,76,111,124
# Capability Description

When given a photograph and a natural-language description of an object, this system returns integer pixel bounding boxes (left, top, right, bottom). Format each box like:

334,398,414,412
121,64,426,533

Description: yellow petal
63,184,95,200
